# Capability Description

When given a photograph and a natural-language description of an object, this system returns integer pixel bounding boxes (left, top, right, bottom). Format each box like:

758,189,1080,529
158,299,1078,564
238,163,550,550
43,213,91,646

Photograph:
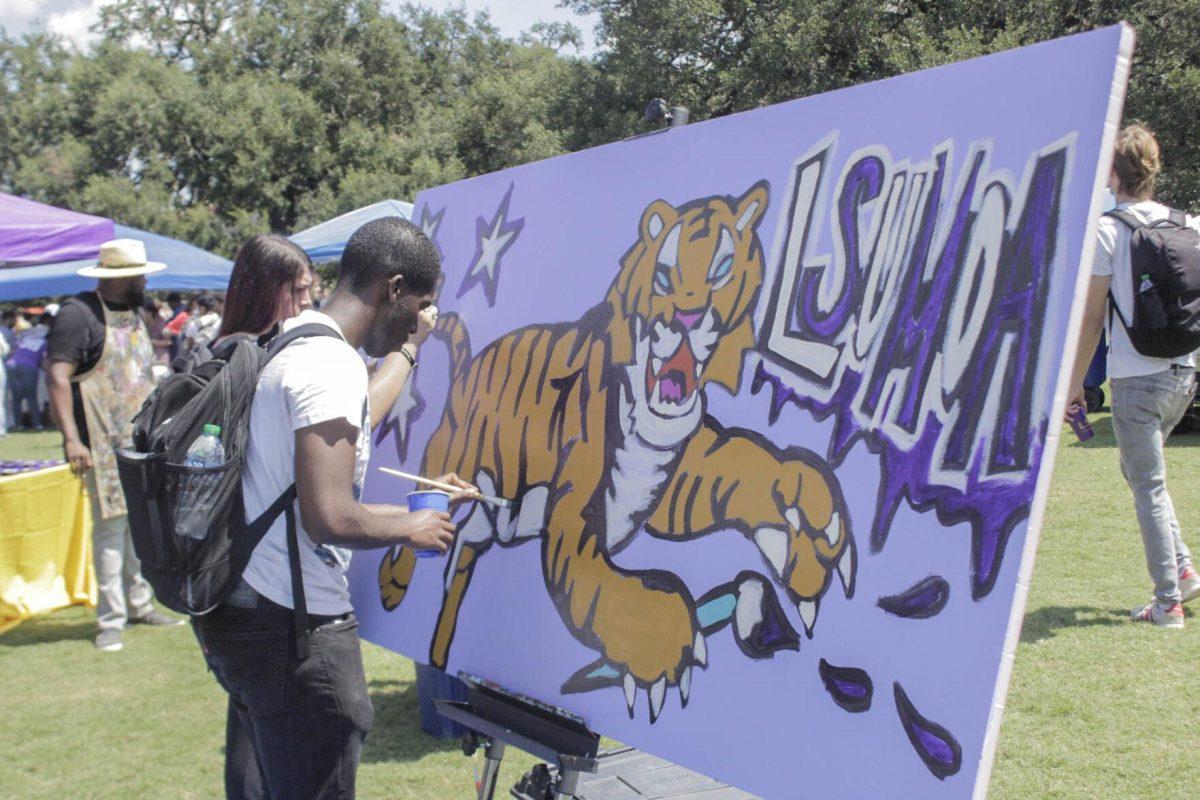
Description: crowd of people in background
0,267,328,437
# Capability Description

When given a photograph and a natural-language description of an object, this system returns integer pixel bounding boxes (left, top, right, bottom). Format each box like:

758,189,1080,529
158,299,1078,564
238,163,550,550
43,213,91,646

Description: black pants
192,595,375,800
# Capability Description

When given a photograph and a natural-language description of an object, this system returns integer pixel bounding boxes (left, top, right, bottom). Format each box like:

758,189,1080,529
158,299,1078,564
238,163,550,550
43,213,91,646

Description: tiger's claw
798,599,818,637
837,537,856,597
649,677,667,722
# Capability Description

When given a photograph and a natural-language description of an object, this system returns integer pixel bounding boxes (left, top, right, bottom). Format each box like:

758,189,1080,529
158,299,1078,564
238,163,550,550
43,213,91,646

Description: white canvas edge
970,21,1136,800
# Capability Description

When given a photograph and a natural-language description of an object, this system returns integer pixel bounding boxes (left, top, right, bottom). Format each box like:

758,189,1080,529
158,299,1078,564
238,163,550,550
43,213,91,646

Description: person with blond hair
1070,124,1200,628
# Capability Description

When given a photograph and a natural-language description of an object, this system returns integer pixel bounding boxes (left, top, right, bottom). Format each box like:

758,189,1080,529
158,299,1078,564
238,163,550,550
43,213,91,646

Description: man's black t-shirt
45,291,133,448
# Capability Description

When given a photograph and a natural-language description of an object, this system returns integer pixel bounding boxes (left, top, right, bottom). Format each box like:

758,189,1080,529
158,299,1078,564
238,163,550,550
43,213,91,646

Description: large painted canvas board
349,26,1132,799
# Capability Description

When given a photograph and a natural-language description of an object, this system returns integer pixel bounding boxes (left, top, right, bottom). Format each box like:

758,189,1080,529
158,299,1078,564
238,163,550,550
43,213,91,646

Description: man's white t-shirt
240,310,371,615
1093,200,1197,379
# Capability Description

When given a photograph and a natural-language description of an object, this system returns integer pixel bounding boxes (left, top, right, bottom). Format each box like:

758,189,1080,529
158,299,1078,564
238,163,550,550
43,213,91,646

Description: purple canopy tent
0,192,114,266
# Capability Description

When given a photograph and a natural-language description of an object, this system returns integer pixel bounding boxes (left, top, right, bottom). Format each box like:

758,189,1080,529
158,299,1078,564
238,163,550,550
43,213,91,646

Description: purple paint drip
754,362,1041,598
893,681,962,779
818,658,873,713
878,575,950,619
832,678,867,699
915,727,956,764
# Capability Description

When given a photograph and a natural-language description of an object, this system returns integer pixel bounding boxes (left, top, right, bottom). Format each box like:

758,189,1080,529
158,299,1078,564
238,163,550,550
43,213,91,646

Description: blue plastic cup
407,490,450,558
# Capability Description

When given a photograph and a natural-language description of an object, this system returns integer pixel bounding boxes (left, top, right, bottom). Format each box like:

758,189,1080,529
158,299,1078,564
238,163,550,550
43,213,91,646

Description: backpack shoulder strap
1103,208,1143,231
265,322,344,363
283,486,310,660
242,483,309,659
1108,288,1133,334
1167,208,1187,227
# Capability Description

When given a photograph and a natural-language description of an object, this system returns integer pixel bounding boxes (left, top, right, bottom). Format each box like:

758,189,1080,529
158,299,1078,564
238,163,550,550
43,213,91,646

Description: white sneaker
1131,600,1184,629
94,629,124,651
1179,566,1200,604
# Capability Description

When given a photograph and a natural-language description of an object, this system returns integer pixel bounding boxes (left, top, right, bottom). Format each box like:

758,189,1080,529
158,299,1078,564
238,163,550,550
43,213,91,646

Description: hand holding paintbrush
378,467,510,508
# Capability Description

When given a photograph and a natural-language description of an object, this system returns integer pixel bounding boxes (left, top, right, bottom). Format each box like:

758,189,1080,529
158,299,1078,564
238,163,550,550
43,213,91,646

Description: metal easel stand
433,674,600,800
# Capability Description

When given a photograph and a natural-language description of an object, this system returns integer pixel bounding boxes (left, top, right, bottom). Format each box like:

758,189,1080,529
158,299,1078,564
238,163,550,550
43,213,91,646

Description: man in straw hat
46,239,184,652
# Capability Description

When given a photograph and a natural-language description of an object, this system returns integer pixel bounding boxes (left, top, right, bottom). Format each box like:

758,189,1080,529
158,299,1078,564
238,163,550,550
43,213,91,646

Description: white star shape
469,215,517,282
457,184,524,306
374,368,426,462
390,378,424,455
419,205,444,242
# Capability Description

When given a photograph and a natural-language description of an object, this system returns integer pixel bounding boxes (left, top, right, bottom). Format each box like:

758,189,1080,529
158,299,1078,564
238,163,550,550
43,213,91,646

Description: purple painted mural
350,26,1132,799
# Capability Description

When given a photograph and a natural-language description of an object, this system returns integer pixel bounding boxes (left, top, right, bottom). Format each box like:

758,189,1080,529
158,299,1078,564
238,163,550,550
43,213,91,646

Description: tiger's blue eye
710,255,733,282
654,265,671,293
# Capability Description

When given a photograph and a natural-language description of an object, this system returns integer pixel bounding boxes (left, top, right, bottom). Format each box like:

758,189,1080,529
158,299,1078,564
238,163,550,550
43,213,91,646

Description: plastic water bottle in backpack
175,424,225,540
1136,273,1169,330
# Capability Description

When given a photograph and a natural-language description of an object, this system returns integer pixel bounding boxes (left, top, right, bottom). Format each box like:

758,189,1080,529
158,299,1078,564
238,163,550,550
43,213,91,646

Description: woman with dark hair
216,235,313,344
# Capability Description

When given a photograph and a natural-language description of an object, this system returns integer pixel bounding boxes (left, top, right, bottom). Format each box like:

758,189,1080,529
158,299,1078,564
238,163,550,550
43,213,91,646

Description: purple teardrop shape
818,659,873,713
893,682,962,779
878,575,950,619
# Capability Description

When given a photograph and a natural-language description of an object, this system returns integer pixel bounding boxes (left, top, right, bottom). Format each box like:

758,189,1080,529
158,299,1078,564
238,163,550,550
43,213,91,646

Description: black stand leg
477,737,506,800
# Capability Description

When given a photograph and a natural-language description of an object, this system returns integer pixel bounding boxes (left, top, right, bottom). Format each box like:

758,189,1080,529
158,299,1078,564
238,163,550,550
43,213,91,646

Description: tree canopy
2,0,1197,256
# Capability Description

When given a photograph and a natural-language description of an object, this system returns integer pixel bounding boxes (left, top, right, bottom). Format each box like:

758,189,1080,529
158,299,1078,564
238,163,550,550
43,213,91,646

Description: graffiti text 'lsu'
755,134,1071,597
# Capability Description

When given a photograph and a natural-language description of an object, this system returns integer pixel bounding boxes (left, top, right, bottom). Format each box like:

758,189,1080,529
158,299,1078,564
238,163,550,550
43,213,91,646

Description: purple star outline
374,375,427,464
419,204,445,257
456,184,524,307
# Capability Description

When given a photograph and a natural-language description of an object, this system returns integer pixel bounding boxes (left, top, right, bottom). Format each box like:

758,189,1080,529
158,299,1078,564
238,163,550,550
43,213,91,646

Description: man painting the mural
1069,124,1200,628
190,217,475,799
46,239,184,652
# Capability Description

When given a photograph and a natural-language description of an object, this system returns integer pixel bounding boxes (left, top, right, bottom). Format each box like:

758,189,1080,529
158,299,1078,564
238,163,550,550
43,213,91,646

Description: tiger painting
377,181,856,722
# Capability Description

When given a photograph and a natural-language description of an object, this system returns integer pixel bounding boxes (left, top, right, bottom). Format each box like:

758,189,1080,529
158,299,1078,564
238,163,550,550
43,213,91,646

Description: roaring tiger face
604,182,768,447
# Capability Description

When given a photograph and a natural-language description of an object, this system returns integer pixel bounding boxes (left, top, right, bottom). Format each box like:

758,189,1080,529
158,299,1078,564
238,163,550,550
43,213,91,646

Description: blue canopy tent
289,200,413,262
0,224,232,302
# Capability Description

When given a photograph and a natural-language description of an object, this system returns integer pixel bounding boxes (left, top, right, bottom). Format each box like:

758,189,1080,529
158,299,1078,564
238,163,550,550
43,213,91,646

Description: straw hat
76,239,166,278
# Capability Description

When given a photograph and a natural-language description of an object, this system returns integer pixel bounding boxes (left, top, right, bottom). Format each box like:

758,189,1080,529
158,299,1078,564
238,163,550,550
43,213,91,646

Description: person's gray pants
86,472,154,631
1110,366,1196,605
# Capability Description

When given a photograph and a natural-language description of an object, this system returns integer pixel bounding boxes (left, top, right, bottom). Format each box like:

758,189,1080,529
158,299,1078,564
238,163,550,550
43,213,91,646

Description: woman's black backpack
116,324,339,653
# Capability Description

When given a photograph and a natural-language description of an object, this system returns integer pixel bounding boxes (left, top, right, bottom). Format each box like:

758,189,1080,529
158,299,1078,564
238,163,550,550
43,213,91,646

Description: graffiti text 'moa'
757,134,1071,487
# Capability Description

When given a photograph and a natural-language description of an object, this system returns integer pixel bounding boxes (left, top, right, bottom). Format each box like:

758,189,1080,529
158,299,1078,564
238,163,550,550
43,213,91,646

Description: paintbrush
378,467,513,508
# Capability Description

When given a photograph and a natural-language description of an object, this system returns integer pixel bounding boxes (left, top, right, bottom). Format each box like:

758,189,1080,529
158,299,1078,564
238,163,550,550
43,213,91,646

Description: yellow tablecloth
0,464,96,633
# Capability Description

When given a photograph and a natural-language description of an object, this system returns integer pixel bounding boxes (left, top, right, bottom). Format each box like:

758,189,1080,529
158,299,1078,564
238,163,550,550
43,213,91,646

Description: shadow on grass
0,615,94,648
1019,605,1127,643
361,678,462,763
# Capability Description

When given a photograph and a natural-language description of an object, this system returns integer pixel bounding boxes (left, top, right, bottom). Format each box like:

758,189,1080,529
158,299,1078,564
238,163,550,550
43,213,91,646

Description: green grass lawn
0,429,61,461
2,420,1199,799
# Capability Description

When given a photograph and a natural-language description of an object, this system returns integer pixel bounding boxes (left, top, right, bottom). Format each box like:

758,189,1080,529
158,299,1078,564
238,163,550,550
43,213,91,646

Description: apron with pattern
75,298,156,519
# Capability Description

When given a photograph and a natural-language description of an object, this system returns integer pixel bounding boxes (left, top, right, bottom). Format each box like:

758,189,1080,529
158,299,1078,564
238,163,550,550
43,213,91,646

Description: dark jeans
192,595,375,800
10,365,41,428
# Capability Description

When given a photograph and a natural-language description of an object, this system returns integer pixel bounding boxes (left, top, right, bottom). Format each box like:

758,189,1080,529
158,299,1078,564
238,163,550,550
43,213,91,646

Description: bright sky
0,0,599,53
